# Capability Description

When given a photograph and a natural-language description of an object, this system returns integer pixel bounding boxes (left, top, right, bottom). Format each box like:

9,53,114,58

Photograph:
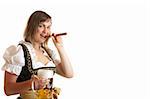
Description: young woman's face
33,19,52,44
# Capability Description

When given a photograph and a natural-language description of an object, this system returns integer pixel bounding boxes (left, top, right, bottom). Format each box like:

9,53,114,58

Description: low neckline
19,40,56,69
36,61,51,66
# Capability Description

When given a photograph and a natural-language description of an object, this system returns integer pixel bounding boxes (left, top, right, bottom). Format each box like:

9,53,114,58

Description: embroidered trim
19,43,37,75
19,43,56,75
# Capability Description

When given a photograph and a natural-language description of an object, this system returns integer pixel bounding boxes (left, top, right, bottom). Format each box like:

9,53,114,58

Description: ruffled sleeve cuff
2,63,22,75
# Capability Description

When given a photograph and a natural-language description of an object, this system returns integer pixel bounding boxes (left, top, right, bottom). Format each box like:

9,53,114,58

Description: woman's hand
52,33,63,47
31,75,47,90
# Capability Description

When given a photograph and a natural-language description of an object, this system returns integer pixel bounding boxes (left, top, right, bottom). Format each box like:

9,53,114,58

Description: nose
43,27,48,34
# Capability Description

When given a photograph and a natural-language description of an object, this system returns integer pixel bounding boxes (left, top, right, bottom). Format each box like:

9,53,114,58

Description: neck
32,42,41,50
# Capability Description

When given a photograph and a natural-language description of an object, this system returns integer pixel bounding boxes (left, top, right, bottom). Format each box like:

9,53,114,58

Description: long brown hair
24,10,51,48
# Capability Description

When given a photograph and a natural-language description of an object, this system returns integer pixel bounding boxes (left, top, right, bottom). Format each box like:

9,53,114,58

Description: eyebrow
39,23,51,27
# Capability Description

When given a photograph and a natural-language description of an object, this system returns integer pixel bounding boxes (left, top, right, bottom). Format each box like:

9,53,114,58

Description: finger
33,75,40,80
52,34,57,42
39,79,47,88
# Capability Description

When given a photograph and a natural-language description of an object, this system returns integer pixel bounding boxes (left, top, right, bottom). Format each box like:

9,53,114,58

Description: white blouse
2,40,59,76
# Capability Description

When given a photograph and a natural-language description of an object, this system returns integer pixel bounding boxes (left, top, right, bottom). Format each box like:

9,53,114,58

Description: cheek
35,28,43,37
37,28,43,33
34,32,40,40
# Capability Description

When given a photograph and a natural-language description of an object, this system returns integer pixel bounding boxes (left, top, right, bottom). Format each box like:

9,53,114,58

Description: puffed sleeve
2,45,25,75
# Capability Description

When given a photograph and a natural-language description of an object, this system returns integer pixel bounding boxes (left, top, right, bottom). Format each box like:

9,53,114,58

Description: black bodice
16,43,37,82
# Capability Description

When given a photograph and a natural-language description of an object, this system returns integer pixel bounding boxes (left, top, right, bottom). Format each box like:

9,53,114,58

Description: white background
0,0,150,99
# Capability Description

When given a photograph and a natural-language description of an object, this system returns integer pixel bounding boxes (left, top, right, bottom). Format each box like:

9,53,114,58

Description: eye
38,24,43,28
47,26,50,29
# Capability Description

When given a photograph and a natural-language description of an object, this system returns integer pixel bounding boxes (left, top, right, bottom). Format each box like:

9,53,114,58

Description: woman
2,10,73,99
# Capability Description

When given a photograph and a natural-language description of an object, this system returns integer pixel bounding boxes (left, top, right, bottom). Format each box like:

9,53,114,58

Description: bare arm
4,71,32,96
55,45,73,78
52,35,74,78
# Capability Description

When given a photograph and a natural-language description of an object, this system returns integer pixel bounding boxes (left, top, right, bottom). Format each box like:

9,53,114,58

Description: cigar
52,33,67,37
47,33,67,38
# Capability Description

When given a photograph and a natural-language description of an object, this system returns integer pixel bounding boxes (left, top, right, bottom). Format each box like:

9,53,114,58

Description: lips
40,34,48,38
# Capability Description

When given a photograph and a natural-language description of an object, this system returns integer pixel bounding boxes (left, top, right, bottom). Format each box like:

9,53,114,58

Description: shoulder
19,40,33,49
3,44,24,64
4,44,23,57
3,40,35,59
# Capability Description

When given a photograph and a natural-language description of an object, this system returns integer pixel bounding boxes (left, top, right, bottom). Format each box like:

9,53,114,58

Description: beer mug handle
31,80,36,92
31,75,39,92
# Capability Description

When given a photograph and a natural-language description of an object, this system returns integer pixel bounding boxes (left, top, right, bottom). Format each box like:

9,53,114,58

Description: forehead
39,19,52,26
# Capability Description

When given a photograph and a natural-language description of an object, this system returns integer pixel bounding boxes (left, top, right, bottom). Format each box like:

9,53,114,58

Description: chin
38,40,45,44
